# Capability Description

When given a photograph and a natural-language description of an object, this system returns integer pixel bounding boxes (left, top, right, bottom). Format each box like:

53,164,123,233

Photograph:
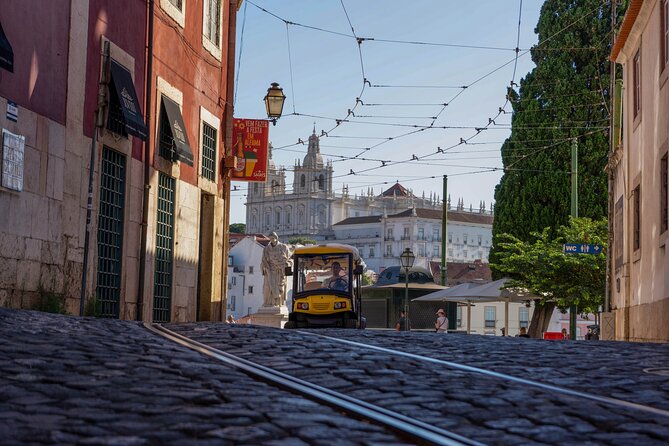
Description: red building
0,0,238,323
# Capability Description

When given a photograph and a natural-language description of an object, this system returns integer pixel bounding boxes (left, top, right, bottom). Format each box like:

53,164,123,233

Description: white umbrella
457,278,537,336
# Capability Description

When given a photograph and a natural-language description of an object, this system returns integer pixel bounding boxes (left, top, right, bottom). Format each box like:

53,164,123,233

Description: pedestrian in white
435,308,448,333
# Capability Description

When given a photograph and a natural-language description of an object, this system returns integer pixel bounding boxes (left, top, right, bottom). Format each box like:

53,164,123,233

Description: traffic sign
563,244,603,254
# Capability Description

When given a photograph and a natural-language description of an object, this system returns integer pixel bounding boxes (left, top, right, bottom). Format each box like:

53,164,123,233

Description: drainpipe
137,0,154,321
80,40,110,316
221,0,238,321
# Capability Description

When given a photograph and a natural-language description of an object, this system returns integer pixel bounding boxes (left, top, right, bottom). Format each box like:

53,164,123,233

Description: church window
318,206,326,224
369,246,375,257
300,174,305,188
286,207,292,225
253,183,259,194
318,174,325,190
275,209,281,225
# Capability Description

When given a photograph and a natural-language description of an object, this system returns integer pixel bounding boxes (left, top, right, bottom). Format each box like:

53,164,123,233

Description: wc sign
563,244,603,255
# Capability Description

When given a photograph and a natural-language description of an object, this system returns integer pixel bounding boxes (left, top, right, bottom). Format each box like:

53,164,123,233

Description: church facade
245,129,447,240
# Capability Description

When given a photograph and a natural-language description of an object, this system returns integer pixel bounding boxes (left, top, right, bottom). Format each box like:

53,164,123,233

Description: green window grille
96,147,126,318
201,122,216,181
153,173,176,322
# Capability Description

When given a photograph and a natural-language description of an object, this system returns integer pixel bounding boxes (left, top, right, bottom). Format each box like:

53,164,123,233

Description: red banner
231,118,269,182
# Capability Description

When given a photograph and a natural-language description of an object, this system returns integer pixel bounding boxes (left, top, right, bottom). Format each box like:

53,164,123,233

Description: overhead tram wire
233,0,248,106
248,0,611,181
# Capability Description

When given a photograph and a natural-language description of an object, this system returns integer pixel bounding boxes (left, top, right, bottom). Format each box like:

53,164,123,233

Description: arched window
286,206,292,225
318,205,326,224
300,174,306,188
275,207,282,226
253,183,259,194
298,205,305,224
318,174,325,190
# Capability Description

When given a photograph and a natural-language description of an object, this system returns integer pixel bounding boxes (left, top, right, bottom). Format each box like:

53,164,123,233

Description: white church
245,128,494,271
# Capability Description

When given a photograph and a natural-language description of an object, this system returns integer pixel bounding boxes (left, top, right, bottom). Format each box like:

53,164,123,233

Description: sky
230,0,545,224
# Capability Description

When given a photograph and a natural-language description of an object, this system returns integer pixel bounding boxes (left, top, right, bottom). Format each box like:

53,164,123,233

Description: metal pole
404,268,410,331
467,301,471,334
80,120,98,316
570,138,578,340
605,0,618,315
441,175,448,287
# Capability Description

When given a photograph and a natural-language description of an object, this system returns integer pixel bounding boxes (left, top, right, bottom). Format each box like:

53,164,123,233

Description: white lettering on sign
1,129,25,191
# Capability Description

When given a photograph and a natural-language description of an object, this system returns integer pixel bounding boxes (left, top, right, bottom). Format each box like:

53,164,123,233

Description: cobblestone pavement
0,308,410,446
164,323,669,446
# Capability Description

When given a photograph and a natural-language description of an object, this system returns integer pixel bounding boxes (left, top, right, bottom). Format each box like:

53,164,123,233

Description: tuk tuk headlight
297,302,309,310
334,302,347,309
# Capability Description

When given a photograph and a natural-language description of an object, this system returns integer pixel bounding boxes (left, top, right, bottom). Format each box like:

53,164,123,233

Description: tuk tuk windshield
296,253,352,294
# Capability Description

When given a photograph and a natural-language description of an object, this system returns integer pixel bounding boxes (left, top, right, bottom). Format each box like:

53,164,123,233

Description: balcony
384,236,395,241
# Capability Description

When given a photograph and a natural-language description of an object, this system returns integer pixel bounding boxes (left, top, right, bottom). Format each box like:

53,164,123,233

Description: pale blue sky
230,1,544,224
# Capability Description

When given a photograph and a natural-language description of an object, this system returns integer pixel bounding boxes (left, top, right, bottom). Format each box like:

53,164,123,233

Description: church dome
303,128,323,169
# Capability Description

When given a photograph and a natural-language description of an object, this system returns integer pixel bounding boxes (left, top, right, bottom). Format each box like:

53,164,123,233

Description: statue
261,232,292,308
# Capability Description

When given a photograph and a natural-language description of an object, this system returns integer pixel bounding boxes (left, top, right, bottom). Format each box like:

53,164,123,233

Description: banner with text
231,118,269,182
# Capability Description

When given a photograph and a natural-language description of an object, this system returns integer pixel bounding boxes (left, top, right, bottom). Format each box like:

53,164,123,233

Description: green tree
229,223,246,234
492,0,626,256
492,217,607,337
288,236,317,245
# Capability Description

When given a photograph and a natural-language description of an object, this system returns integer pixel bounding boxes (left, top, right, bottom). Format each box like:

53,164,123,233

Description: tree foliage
229,223,246,234
491,0,627,266
492,217,607,315
288,236,317,246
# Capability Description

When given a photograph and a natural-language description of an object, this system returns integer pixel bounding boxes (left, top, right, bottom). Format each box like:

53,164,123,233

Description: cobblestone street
2,308,669,445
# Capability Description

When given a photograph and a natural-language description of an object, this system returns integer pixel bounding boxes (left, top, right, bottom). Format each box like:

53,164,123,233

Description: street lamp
400,248,415,330
264,82,286,125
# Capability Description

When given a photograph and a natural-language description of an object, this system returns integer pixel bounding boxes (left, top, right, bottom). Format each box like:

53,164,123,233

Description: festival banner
231,118,269,182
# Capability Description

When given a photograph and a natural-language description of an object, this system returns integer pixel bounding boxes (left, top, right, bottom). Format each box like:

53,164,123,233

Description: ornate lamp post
400,247,415,330
264,82,286,125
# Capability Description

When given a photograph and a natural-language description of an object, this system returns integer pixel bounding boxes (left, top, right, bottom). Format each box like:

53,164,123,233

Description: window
203,0,221,47
286,208,292,225
231,276,236,286
484,306,496,328
448,233,452,243
249,266,254,274
662,154,668,234
168,0,182,10
448,249,453,257
228,255,233,267
615,197,624,269
478,235,482,246
403,227,410,239
463,234,468,245
433,228,439,240
276,210,281,225
201,122,216,181
253,183,259,194
433,245,439,257
519,307,529,329
418,228,424,240
633,49,641,119
387,228,393,239
662,0,668,72
300,174,306,188
229,295,236,311
418,246,425,256
318,174,325,190
463,250,468,259
633,185,641,251
248,286,254,294
369,247,375,258
386,245,392,256
457,307,462,327
159,95,193,165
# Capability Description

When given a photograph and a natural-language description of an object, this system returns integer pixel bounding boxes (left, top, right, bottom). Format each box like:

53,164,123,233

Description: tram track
145,323,484,446
298,330,669,419
155,322,669,445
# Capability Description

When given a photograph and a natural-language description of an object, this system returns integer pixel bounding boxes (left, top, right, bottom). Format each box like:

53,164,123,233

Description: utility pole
441,175,448,288
570,138,578,340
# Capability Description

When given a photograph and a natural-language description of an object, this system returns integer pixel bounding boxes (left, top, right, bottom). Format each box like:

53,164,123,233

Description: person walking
435,309,448,333
395,311,409,331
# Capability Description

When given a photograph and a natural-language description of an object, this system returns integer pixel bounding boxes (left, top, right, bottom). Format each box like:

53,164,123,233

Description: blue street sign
563,244,603,255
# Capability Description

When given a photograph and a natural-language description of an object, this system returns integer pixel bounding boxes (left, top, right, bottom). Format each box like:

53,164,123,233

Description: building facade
244,129,471,240
0,0,239,323
332,207,494,274
609,0,669,341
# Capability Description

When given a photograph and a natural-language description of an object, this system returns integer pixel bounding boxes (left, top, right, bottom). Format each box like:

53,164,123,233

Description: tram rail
145,323,484,446
298,330,669,419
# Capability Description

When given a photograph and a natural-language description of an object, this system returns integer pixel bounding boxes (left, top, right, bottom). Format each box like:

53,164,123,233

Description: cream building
609,0,669,341
244,129,462,240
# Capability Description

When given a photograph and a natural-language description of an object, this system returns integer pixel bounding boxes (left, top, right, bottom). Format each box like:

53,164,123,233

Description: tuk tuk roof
293,243,361,260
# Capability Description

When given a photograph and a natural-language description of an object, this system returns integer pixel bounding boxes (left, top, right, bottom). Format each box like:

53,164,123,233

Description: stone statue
261,232,292,307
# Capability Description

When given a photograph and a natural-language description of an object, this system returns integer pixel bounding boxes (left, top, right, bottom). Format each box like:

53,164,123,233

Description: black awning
161,95,193,166
110,59,147,140
0,22,14,73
